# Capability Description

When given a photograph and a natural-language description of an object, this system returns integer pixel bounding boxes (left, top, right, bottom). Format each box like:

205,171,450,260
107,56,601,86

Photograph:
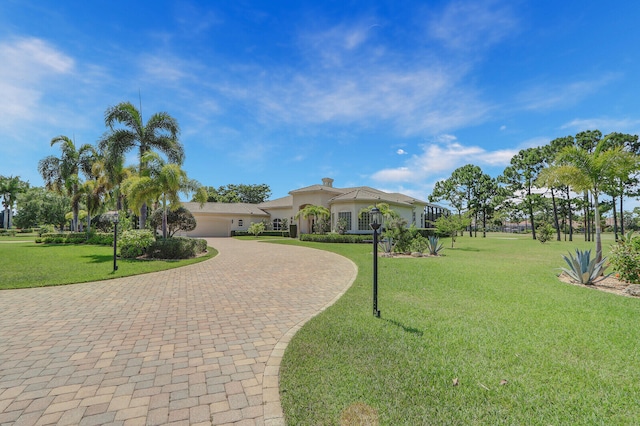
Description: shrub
119,230,155,259
18,228,33,233
248,222,266,237
87,232,114,246
41,232,86,244
560,249,608,285
146,237,207,259
0,229,16,237
300,233,371,243
38,224,55,237
537,222,555,243
335,217,349,235
383,217,412,253
410,235,429,254
609,233,640,284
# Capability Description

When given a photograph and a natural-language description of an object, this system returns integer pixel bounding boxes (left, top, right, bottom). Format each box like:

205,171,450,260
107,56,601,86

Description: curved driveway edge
0,238,357,426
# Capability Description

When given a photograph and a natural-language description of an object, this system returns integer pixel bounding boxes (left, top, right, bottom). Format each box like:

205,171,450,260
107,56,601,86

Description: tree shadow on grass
81,254,113,264
384,318,424,337
454,246,480,252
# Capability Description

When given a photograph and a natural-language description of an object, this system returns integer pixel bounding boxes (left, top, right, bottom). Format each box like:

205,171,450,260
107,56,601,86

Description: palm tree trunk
620,195,625,235
550,188,560,241
567,188,573,242
593,191,603,263
612,195,619,241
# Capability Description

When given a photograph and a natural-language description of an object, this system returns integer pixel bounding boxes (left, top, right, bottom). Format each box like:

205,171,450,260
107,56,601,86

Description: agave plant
378,236,394,255
560,248,608,285
426,236,444,256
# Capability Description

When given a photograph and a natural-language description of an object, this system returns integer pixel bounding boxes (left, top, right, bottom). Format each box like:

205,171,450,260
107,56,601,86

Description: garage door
189,217,230,237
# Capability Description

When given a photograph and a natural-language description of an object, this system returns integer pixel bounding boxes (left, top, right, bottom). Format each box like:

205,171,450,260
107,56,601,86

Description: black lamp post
112,212,119,272
370,206,382,318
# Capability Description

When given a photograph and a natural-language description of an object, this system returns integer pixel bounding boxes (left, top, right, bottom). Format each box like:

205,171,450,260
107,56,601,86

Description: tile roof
182,202,269,216
258,195,293,209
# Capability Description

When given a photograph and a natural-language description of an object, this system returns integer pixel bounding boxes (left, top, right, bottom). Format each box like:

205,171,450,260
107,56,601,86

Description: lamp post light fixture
111,211,119,272
370,206,383,318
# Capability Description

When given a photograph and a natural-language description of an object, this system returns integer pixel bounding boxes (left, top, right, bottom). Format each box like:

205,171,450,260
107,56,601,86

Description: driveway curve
0,238,357,425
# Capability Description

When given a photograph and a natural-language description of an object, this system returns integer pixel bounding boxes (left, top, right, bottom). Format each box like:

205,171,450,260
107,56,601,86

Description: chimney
322,177,334,187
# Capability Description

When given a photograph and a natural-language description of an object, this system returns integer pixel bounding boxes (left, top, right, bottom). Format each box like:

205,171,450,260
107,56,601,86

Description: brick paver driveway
0,238,357,425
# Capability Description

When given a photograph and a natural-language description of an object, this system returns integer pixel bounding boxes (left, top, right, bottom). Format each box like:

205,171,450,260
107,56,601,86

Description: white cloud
428,0,517,50
561,117,640,133
517,74,618,111
371,136,518,183
396,149,407,155
0,37,74,126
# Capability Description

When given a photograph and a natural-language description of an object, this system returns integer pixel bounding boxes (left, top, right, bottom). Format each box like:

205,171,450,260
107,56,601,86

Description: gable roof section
258,195,292,209
329,186,427,206
289,184,346,195
182,202,269,216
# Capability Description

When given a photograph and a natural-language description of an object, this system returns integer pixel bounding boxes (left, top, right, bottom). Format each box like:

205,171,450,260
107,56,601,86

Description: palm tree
38,136,95,231
0,176,28,229
100,101,184,229
123,152,206,239
295,204,330,234
358,203,399,231
555,142,638,262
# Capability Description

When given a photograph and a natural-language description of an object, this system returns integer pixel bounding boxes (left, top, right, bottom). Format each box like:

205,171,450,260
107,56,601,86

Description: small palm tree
295,205,330,234
100,101,184,229
38,136,95,231
123,152,206,239
554,142,638,262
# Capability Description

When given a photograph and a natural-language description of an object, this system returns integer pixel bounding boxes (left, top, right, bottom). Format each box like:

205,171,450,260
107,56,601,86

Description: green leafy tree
38,136,96,231
500,147,545,240
430,178,464,217
600,132,640,237
100,101,184,229
203,184,272,204
149,206,197,237
123,152,206,239
0,175,28,229
14,187,69,229
433,213,471,248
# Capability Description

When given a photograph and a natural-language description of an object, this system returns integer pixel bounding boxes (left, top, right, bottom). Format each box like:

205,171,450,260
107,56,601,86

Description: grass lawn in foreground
0,242,217,289
275,233,640,425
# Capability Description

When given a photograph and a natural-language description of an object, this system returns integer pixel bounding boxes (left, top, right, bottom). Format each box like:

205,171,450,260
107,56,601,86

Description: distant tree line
429,130,640,262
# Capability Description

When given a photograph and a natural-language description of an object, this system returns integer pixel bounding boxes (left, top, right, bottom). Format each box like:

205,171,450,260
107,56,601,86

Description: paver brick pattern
0,238,357,425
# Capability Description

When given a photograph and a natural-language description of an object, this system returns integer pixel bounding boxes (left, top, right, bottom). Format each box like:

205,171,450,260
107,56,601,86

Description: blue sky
2,1,640,204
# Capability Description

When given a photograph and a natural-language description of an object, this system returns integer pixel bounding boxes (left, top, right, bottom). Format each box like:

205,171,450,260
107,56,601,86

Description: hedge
0,229,16,237
40,232,114,245
146,237,208,259
231,230,290,237
299,233,372,243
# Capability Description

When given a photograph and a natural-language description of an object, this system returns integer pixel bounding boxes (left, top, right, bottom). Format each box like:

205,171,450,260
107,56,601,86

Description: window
238,219,243,227
412,210,416,225
273,218,282,231
338,212,352,231
358,213,370,231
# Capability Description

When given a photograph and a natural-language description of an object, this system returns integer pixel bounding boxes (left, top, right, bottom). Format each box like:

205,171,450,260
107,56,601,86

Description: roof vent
322,177,334,187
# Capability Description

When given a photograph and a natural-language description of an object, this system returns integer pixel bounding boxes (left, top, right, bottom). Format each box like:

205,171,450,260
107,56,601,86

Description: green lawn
275,233,640,425
0,242,217,289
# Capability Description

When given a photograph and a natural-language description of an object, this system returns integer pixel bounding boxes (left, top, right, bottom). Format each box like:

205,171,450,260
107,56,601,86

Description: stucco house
183,178,447,237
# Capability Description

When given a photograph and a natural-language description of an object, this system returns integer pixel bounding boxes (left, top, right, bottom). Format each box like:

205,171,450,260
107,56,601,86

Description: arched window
273,218,282,231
